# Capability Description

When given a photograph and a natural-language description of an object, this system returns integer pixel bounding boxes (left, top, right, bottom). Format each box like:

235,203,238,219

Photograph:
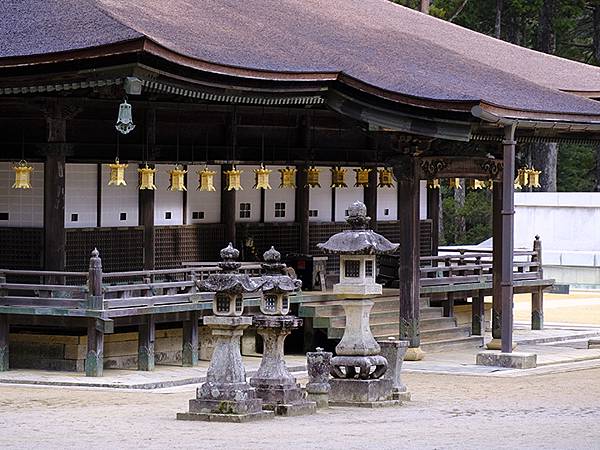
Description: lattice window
365,260,374,278
216,294,230,313
274,202,286,218
345,260,360,278
239,203,251,219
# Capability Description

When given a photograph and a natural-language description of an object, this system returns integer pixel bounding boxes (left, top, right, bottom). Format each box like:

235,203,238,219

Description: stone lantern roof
317,202,399,255
259,246,302,294
198,243,260,294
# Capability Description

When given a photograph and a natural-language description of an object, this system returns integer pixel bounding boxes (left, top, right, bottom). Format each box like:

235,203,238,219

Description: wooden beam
182,311,199,366
531,236,544,330
491,178,503,345
138,315,156,371
86,318,104,377
221,163,236,246
426,186,440,255
364,168,378,231
295,164,310,254
43,147,66,274
0,315,8,372
139,165,156,270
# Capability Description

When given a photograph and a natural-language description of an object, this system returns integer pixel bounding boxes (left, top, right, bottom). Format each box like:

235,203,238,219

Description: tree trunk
531,142,558,192
594,144,600,192
537,0,556,54
454,179,466,243
494,0,503,39
420,0,429,14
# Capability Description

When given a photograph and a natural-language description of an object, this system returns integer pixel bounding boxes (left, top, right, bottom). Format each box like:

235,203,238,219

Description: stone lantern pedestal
177,316,273,422
306,347,332,408
379,338,410,401
250,315,317,416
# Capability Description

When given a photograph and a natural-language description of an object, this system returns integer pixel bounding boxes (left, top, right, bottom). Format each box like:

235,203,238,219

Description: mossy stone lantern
199,243,260,316
259,246,302,315
318,201,399,297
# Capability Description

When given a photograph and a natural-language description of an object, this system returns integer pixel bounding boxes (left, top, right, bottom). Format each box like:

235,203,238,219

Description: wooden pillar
221,163,237,246
500,124,516,354
471,256,485,336
364,169,378,231
0,314,8,372
489,178,503,349
86,319,104,377
296,164,310,254
531,235,544,330
139,166,156,270
138,315,156,371
394,156,423,360
426,186,440,255
43,148,66,273
182,311,199,366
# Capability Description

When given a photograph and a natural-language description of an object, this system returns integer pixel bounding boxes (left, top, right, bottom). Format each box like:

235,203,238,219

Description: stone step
327,316,455,332
327,319,464,340
300,296,432,319
420,335,484,352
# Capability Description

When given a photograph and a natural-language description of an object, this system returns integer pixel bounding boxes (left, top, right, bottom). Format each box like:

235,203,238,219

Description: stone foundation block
263,401,317,417
329,378,393,405
588,339,600,349
476,351,537,369
307,392,329,408
176,410,274,423
188,398,264,415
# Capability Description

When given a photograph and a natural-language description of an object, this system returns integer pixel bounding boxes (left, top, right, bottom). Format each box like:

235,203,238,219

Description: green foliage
557,144,596,192
441,189,492,246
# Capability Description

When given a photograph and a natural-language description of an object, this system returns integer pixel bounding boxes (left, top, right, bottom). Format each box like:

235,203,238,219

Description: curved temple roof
3,0,600,122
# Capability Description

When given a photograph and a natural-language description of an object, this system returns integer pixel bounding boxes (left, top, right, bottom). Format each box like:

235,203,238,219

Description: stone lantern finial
346,201,370,230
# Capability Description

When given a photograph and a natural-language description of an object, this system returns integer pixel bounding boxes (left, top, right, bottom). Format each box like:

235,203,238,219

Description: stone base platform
392,390,411,402
329,399,402,408
307,392,329,408
329,378,394,406
263,401,317,416
476,351,537,369
588,339,600,349
176,411,274,423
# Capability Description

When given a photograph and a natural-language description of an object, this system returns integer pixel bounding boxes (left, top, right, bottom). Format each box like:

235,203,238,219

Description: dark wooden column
531,236,544,330
139,166,156,270
426,186,440,255
365,169,378,231
43,148,66,272
500,124,516,354
221,164,236,246
394,156,423,360
490,179,503,349
295,164,310,254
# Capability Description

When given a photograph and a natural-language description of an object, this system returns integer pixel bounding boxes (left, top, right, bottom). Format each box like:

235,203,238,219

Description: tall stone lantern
317,201,401,407
250,247,317,416
177,243,272,422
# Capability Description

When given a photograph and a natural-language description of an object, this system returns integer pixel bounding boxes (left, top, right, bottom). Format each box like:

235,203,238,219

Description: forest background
392,0,600,245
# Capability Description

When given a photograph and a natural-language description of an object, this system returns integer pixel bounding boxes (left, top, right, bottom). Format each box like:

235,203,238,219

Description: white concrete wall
377,172,397,221
419,180,427,220
0,162,44,227
308,166,332,222
264,165,295,222
186,164,221,223
154,164,184,226
100,163,139,227
236,165,261,222
65,164,97,228
334,167,364,222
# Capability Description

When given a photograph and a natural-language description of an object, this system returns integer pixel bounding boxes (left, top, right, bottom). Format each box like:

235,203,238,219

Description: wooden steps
299,295,484,352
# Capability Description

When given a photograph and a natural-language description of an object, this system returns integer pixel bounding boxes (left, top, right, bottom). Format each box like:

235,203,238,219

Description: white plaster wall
377,169,397,221
101,163,139,227
65,164,97,228
236,165,261,222
0,162,44,227
334,167,364,222
264,165,295,222
186,164,221,223
308,166,332,222
419,180,427,220
154,164,184,226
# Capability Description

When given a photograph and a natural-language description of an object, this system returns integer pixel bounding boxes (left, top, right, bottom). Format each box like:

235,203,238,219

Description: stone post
379,338,410,401
306,347,332,408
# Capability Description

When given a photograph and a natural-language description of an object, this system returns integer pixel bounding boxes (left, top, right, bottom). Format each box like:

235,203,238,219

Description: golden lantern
467,179,486,190
253,164,272,190
278,166,297,188
330,166,348,188
527,168,541,188
168,165,187,191
354,167,371,187
197,166,216,192
108,158,128,186
377,168,395,188
449,178,462,189
12,160,33,189
138,164,157,190
514,168,529,190
427,179,440,189
305,166,321,188
224,166,243,191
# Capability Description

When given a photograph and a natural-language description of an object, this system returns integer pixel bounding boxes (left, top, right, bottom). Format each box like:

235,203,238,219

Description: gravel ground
1,368,599,450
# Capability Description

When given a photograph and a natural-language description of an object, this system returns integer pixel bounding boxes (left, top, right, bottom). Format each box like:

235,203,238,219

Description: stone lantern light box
318,201,399,297
259,246,302,315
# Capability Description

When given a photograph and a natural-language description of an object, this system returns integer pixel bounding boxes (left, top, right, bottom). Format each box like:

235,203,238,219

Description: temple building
3,0,600,371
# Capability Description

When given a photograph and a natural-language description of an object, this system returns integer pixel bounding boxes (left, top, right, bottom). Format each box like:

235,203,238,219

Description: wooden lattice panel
0,227,43,270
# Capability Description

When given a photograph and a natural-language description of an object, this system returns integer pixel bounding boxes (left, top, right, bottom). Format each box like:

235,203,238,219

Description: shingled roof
3,0,600,121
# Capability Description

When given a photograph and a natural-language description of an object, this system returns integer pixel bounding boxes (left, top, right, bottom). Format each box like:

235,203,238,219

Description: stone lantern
177,243,272,422
249,246,317,416
317,201,401,407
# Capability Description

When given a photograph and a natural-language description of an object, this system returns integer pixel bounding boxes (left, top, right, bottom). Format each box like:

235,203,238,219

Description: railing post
471,256,485,336
138,315,156,371
0,312,8,372
87,248,104,309
531,235,544,330
182,311,199,367
443,257,454,317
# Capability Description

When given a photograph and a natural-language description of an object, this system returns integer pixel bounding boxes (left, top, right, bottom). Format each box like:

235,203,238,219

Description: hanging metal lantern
115,99,135,135
354,167,371,187
467,179,486,190
330,166,348,188
197,166,216,192
108,158,128,186
427,179,440,189
168,165,187,191
377,168,394,188
12,160,33,189
449,178,462,190
224,166,243,191
138,164,157,190
527,167,541,188
305,166,321,188
253,164,272,190
514,168,529,190
278,166,297,188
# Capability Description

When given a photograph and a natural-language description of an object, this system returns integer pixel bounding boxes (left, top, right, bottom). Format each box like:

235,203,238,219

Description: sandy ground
1,369,599,450
514,290,600,325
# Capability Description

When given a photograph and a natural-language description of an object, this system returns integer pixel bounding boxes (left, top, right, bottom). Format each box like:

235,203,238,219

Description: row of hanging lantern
514,166,542,189
426,168,542,191
427,178,491,190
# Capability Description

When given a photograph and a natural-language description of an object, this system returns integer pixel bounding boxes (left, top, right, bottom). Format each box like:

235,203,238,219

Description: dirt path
1,368,599,449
